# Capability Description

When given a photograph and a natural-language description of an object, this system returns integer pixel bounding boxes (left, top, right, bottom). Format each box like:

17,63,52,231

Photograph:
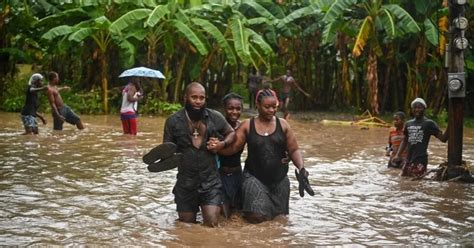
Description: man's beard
185,102,205,121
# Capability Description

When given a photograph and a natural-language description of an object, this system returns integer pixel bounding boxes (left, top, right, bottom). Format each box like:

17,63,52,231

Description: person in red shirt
386,111,407,168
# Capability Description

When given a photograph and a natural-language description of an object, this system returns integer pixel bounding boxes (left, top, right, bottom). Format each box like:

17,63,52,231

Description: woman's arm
281,119,304,170
214,119,249,156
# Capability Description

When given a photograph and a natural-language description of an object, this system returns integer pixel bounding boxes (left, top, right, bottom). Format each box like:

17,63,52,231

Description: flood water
0,111,473,246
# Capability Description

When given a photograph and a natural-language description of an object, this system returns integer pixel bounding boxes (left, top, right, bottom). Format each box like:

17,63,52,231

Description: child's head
393,111,405,128
222,92,243,124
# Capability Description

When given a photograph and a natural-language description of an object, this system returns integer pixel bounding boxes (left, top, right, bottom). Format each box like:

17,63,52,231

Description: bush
425,108,448,127
61,90,105,114
1,76,28,112
140,95,182,115
230,83,249,104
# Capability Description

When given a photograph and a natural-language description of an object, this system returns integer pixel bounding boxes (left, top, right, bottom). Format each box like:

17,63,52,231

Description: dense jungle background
1,0,473,122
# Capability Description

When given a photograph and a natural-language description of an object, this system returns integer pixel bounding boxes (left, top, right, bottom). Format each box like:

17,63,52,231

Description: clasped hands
206,137,226,153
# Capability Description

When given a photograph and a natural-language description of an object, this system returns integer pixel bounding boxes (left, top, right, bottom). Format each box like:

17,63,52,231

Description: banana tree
323,0,420,115
193,1,276,72
41,4,135,113
110,2,212,102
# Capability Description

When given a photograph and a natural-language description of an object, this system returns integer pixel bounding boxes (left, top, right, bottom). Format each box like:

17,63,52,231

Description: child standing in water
386,111,407,168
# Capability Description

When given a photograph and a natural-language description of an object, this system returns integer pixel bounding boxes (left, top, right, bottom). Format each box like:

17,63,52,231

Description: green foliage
61,90,105,114
1,77,28,112
140,96,182,115
425,109,448,128
3,0,474,118
192,17,238,65
230,83,249,105
2,96,25,112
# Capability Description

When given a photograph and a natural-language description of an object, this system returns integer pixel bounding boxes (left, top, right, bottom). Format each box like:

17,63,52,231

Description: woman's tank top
220,149,243,168
244,117,288,186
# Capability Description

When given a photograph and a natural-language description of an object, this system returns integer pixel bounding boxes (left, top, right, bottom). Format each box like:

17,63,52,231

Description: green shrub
425,109,448,127
140,95,182,115
3,96,25,112
230,83,249,104
1,76,28,112
61,90,105,114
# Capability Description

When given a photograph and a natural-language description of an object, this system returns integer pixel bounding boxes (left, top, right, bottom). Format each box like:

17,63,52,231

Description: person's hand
206,137,221,153
57,115,66,122
295,168,314,197
281,156,290,165
135,92,144,100
41,118,47,125
304,92,311,98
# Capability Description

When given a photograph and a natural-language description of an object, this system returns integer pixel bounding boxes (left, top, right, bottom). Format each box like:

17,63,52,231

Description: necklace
185,110,201,139
257,115,272,136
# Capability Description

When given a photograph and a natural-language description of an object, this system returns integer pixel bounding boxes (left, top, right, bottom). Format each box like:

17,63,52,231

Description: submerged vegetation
0,0,473,118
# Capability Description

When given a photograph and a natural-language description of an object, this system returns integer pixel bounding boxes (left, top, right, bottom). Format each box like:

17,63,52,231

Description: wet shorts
241,170,290,218
53,105,81,130
21,115,37,128
401,162,427,177
219,166,243,209
173,176,223,213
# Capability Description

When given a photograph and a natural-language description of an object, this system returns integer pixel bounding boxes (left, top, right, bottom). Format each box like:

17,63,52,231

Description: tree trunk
339,34,351,106
100,53,109,113
173,53,188,103
366,51,379,115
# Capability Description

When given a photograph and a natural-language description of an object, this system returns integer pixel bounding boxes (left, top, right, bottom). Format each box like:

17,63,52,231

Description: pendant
193,129,199,139
264,132,269,136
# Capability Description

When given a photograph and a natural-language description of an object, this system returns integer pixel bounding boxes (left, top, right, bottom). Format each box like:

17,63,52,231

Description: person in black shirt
21,73,47,135
211,89,311,223
163,82,235,227
393,98,448,177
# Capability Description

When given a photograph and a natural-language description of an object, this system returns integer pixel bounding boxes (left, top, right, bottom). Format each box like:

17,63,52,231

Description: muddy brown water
0,112,473,246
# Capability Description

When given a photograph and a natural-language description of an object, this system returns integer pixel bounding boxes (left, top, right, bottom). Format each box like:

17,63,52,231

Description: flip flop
295,168,315,197
147,153,182,172
143,142,177,165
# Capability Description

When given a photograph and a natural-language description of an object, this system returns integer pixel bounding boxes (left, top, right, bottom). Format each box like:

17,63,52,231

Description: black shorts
173,175,223,213
241,170,289,218
53,105,81,130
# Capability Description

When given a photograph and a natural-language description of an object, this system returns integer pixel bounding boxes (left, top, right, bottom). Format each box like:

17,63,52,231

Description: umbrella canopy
119,66,165,79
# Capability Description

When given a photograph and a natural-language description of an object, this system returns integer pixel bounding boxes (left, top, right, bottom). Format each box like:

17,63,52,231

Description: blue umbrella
119,66,166,79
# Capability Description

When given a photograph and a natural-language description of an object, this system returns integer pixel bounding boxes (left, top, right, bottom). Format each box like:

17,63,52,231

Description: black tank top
245,117,288,185
220,149,243,168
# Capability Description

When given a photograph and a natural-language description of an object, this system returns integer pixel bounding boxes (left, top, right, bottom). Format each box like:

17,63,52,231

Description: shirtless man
271,70,310,119
47,71,84,130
